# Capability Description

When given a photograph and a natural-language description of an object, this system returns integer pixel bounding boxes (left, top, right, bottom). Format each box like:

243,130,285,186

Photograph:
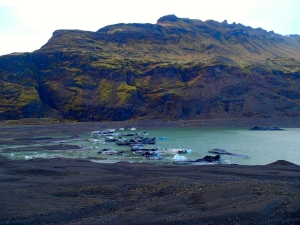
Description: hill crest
0,15,299,122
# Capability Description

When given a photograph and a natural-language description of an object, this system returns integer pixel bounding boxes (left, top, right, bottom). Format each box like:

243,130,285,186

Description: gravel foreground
0,158,299,225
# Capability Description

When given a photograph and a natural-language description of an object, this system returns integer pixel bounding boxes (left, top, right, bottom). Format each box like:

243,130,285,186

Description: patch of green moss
91,59,124,69
174,81,186,88
97,80,115,105
66,67,83,74
74,75,97,87
0,81,40,113
116,82,136,106
18,87,40,106
67,87,84,111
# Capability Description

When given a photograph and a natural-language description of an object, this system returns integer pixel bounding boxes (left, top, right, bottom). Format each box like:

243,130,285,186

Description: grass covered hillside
0,15,300,122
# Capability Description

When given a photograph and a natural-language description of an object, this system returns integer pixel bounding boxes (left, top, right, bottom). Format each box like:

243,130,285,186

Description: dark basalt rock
249,126,284,131
208,149,249,158
194,155,221,162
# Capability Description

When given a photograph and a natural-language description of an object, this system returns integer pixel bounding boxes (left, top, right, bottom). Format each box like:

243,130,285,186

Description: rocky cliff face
1,15,300,121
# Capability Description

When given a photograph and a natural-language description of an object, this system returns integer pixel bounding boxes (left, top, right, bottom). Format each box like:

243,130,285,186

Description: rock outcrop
0,15,300,121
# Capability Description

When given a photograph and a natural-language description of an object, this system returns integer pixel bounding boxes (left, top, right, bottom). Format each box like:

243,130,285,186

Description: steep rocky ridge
0,15,300,122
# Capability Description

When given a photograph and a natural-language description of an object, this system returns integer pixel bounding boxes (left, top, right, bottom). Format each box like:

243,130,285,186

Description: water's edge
0,121,299,166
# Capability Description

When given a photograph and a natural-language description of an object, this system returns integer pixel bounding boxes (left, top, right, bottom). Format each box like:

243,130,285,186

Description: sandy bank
0,158,299,225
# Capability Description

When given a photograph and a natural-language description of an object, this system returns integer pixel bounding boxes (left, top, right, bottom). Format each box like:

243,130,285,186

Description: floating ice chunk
90,159,120,164
173,154,188,161
166,148,192,154
24,155,34,160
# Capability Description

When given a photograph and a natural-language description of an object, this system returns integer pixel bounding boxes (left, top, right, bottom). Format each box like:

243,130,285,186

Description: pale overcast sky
0,0,300,56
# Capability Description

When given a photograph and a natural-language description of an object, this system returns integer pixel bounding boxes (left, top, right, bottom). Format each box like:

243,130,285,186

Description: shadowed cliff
1,15,300,121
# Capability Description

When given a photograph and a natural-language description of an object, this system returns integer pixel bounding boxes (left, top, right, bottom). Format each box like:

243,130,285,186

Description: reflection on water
0,123,299,165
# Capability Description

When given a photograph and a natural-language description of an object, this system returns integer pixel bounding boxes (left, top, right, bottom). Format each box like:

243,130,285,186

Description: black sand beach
0,157,299,225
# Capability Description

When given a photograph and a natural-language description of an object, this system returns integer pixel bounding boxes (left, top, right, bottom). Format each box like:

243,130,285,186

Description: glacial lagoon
0,124,299,166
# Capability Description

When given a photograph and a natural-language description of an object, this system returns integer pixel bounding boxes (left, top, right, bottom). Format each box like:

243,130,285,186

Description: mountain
0,15,300,122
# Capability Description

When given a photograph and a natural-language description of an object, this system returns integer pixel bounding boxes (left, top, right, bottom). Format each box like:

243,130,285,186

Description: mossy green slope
0,53,43,119
0,15,300,121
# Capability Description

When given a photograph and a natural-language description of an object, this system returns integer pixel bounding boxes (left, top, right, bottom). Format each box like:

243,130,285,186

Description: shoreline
1,116,300,129
1,118,299,166
1,118,300,224
0,157,299,224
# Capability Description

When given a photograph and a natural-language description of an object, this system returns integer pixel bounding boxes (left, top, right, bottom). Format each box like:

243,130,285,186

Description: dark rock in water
98,149,126,156
267,160,298,166
177,150,189,154
131,147,160,152
173,155,221,165
208,148,249,158
141,151,158,157
249,126,284,131
195,155,221,162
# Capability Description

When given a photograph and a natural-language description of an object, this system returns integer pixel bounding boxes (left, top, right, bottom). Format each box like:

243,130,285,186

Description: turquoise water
139,127,300,165
0,125,299,165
